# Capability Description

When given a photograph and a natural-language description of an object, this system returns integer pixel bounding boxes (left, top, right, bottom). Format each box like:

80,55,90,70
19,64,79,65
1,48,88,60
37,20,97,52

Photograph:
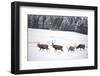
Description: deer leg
46,48,49,50
47,47,49,50
61,49,63,52
83,47,85,50
55,49,57,51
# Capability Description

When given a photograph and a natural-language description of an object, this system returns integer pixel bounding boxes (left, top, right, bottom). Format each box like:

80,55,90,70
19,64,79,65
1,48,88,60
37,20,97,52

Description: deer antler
52,40,56,43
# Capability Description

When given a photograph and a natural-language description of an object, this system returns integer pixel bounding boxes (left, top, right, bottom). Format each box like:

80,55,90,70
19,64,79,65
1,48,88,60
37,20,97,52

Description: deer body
37,43,49,50
76,44,85,50
68,46,75,51
51,42,63,51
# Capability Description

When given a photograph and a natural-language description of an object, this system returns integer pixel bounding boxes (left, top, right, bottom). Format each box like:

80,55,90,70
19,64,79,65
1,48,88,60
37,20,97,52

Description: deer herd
37,41,86,52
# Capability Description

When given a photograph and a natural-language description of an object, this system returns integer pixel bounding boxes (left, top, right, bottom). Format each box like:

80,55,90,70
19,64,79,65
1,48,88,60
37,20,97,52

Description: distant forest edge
28,15,88,35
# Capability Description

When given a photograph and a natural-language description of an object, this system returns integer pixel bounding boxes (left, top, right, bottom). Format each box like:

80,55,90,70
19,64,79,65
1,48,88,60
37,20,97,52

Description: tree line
28,15,88,34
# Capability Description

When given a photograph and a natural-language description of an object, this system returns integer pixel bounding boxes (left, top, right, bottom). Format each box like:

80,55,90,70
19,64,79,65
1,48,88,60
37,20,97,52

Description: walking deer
51,41,63,51
37,43,49,50
68,46,75,51
76,44,85,50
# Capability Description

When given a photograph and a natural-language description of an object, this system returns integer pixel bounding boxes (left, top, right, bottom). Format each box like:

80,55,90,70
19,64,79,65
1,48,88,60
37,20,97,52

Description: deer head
51,40,55,46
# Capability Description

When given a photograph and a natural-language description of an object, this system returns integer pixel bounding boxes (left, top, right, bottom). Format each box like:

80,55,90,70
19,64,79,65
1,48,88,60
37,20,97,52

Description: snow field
28,28,88,61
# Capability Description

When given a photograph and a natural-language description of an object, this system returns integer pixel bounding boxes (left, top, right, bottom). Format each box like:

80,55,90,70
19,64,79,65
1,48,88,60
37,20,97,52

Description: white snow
27,28,88,61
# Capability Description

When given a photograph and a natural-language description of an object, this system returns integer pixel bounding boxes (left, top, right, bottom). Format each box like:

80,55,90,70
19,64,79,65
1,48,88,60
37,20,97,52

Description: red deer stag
37,43,49,50
68,46,75,51
51,41,63,52
76,44,85,50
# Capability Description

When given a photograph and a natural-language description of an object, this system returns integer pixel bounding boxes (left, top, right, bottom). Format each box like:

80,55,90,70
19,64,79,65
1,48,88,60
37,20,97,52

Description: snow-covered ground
27,28,88,61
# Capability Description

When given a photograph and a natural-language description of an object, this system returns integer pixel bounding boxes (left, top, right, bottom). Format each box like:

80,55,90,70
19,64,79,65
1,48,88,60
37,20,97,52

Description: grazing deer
76,44,85,50
68,46,75,51
51,41,63,52
37,43,49,50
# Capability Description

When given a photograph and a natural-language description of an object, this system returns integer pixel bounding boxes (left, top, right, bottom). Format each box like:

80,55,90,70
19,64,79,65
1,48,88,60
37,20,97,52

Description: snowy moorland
27,28,88,61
